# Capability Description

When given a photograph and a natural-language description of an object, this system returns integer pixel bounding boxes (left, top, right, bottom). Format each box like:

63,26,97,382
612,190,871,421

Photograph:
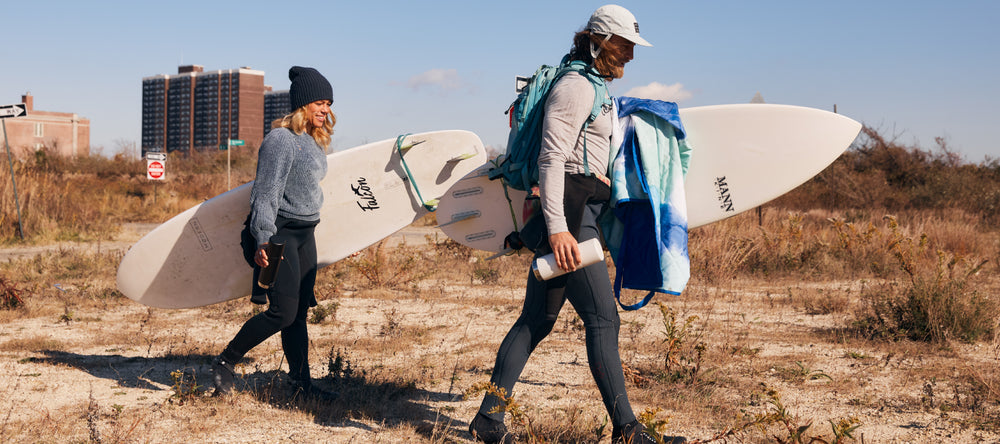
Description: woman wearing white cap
470,5,684,444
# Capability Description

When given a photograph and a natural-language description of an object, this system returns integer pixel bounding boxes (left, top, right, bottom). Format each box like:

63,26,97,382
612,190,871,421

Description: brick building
141,65,266,154
1,93,90,157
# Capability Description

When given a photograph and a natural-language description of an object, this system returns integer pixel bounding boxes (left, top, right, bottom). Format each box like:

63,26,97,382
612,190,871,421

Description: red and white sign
147,160,165,180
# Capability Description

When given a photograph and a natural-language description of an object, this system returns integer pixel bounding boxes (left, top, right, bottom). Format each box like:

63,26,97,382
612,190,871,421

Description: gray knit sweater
249,128,328,247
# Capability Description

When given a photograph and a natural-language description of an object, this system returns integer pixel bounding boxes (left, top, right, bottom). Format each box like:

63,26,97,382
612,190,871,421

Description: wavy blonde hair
272,105,336,149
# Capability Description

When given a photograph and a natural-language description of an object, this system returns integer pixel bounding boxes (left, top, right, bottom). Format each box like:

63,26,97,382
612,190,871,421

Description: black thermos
257,242,285,289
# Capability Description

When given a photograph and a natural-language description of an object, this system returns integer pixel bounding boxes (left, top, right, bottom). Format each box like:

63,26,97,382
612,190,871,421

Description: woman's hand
548,231,581,272
255,245,270,268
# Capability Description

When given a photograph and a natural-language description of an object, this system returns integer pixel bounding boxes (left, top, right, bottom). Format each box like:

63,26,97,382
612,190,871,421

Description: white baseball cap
587,4,652,47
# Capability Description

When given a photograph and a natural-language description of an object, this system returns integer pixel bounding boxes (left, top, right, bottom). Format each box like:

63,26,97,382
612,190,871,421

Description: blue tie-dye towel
600,97,692,310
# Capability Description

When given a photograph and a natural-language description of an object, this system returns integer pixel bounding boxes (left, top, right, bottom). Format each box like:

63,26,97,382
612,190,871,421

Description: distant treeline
776,126,1000,225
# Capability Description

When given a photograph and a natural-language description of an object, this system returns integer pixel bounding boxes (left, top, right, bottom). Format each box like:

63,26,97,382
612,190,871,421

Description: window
34,122,43,137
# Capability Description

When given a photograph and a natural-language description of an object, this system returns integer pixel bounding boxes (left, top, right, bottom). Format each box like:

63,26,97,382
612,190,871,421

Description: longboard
118,130,486,308
436,104,862,253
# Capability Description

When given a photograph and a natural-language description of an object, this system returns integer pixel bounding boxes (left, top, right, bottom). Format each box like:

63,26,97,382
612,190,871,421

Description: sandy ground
0,223,441,262
0,223,998,443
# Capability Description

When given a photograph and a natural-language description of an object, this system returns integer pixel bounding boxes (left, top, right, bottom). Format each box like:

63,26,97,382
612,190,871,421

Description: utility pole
225,138,245,190
0,103,28,240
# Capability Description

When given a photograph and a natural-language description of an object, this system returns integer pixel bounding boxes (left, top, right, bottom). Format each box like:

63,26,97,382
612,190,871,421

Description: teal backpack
488,56,611,191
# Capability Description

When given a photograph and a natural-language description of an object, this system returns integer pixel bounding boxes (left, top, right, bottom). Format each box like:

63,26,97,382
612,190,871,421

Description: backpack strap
561,61,610,178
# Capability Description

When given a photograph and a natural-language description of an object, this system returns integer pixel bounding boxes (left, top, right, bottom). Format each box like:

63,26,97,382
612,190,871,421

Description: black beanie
288,66,333,111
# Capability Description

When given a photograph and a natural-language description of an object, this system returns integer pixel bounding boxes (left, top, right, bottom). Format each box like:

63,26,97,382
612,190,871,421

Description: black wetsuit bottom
221,217,318,382
477,200,637,427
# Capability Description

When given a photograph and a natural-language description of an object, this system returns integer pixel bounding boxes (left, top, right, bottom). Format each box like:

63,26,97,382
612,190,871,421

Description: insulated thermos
257,242,285,289
531,238,604,281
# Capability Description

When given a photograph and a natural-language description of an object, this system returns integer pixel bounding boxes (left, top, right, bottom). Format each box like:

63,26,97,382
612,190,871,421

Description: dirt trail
0,223,443,262
2,222,997,442
0,223,157,261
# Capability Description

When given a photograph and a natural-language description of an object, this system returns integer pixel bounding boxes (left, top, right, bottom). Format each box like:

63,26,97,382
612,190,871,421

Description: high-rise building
141,65,265,154
2,93,89,157
263,88,290,137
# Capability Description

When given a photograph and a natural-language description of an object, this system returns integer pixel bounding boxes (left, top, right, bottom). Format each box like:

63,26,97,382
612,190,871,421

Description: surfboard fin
485,248,515,261
436,210,481,228
397,139,426,152
447,153,477,163
394,134,437,211
471,167,493,178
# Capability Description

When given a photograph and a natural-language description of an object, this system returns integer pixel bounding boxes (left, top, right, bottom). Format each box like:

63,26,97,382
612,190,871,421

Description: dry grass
0,205,997,443
0,147,258,244
0,130,998,442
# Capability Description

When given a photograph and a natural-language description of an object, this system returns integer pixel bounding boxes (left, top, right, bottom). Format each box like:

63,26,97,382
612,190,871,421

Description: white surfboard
118,130,486,308
436,104,861,253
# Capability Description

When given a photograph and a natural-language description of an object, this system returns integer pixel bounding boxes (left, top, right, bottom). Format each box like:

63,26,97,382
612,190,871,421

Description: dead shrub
0,276,24,309
852,217,996,343
347,240,432,289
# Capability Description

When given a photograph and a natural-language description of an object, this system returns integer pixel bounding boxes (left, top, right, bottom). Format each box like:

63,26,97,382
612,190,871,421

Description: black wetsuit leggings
221,218,318,382
478,201,636,427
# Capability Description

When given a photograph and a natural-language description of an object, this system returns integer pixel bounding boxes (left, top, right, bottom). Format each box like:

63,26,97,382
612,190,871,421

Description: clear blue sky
2,1,997,162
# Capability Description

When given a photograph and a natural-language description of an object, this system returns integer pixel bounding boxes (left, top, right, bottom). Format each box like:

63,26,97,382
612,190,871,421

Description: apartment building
263,88,291,136
2,93,89,157
141,65,265,154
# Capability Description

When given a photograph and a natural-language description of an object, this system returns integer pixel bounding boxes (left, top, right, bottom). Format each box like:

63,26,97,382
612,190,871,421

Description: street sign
147,160,165,180
0,104,27,119
229,139,245,146
146,152,166,161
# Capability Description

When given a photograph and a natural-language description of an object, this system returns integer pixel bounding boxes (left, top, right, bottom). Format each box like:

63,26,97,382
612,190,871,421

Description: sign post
1,103,28,240
147,152,166,204
226,139,244,190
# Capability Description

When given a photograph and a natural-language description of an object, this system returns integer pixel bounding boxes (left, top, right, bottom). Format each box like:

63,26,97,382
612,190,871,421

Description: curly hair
567,30,629,79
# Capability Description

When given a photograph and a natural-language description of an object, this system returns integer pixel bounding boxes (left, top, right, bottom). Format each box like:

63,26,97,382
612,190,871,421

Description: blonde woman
212,66,336,401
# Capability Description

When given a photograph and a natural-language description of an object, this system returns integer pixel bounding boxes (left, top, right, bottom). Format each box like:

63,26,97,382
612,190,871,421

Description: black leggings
478,201,636,427
221,219,318,382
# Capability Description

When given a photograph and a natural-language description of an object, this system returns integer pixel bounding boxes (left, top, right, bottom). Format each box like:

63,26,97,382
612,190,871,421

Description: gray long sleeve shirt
538,71,613,235
249,128,328,247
